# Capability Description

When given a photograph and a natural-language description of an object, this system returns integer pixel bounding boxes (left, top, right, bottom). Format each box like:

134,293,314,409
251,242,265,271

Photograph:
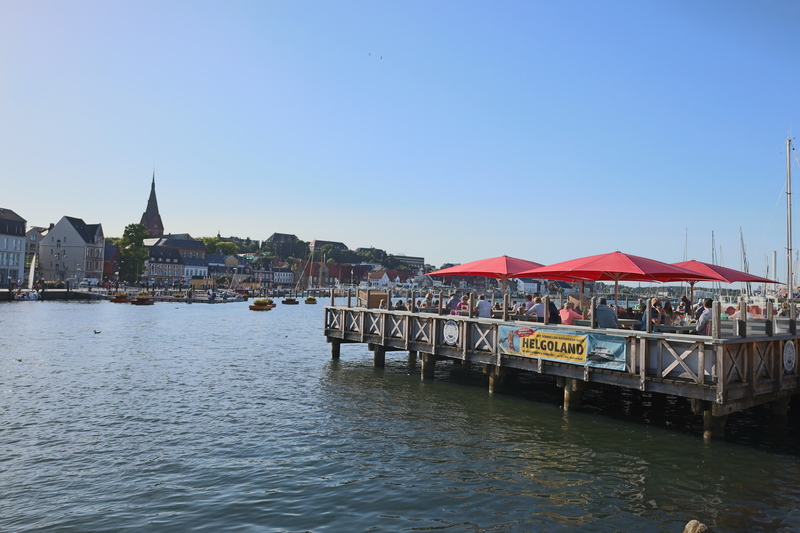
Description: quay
323,291,800,441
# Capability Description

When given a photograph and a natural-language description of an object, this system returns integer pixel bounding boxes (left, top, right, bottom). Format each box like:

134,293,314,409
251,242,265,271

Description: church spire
140,171,164,237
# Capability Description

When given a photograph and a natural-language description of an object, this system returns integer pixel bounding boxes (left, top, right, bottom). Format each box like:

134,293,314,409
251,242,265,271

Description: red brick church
140,172,164,237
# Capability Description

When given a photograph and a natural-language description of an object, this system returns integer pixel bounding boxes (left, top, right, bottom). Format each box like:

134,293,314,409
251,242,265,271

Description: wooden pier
323,294,800,440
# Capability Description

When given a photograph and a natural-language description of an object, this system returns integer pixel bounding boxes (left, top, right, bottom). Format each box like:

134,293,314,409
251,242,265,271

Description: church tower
140,172,165,237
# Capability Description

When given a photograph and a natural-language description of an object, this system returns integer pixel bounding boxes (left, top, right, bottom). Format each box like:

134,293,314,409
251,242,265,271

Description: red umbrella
672,259,779,305
515,251,719,307
671,260,778,284
426,255,545,292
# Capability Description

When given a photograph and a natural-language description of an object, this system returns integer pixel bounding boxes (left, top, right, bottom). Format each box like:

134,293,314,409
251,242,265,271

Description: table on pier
617,318,639,329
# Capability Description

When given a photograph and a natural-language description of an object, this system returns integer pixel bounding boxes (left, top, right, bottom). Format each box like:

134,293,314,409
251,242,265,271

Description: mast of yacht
787,139,793,301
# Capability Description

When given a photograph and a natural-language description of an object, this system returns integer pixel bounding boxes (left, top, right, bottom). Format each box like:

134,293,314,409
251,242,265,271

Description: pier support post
408,350,418,368
557,377,586,410
373,346,386,368
693,400,728,440
331,341,341,360
487,365,507,394
702,410,728,441
421,352,436,380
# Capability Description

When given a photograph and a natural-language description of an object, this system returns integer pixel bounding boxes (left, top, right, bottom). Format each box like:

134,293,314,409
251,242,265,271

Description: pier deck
324,300,800,440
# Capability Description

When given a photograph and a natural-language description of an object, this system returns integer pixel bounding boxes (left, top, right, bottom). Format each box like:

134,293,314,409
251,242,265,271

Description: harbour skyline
2,1,800,276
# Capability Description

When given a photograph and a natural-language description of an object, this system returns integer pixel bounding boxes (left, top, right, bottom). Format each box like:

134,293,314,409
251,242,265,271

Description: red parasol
515,251,719,307
426,255,545,292
672,259,779,305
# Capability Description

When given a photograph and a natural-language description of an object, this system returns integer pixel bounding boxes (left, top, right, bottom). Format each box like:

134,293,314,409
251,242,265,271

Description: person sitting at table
525,297,545,319
378,299,386,309
446,293,460,314
618,307,634,319
546,298,561,324
523,294,535,312
639,297,663,330
594,298,619,328
559,302,582,325
475,294,492,318
778,301,790,317
394,300,406,311
457,295,470,312
422,293,433,308
692,298,714,335
662,300,674,325
634,298,645,311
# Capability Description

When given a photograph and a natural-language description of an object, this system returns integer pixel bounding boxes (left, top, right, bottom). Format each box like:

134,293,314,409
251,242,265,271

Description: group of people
377,291,791,337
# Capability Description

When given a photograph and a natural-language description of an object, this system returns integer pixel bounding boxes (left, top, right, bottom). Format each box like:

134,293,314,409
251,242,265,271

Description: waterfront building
0,208,26,288
515,277,545,295
272,267,294,287
309,240,348,253
143,236,206,261
140,173,165,238
393,254,425,271
183,257,208,280
25,225,48,267
38,216,104,283
103,243,120,282
367,271,392,289
146,245,184,286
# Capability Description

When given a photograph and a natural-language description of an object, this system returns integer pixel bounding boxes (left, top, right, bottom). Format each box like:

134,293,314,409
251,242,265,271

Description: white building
38,216,105,283
367,271,391,289
0,208,26,288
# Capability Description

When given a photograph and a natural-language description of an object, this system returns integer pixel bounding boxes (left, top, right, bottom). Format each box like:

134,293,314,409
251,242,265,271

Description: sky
3,0,800,280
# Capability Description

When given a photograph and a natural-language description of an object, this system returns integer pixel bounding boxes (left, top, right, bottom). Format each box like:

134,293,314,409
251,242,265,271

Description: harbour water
2,300,800,532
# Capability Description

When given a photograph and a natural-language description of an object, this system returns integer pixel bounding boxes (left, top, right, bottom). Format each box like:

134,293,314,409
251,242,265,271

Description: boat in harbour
282,297,299,305
13,289,40,301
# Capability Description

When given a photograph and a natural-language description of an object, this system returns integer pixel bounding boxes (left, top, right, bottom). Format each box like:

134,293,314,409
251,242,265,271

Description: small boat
13,290,40,301
110,292,131,303
304,296,317,304
249,299,276,310
131,292,155,306
282,297,299,305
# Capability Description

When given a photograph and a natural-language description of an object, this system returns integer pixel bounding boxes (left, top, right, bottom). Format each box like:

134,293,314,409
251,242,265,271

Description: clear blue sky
2,1,800,279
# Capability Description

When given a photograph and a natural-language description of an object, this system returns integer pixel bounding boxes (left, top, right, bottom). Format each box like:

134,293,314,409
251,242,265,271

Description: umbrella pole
615,279,619,313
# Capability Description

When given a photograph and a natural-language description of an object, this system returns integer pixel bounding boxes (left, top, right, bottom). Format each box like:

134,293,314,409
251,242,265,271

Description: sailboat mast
787,139,793,300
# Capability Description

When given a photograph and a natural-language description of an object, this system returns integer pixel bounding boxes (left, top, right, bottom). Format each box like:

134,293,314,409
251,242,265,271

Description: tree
118,224,149,283
202,237,239,256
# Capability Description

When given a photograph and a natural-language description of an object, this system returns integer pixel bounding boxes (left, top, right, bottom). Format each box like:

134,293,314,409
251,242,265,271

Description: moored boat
304,296,317,304
110,292,131,303
13,290,40,301
282,297,299,305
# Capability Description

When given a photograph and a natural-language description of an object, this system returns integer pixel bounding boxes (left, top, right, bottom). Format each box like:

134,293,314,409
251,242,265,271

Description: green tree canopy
118,223,149,283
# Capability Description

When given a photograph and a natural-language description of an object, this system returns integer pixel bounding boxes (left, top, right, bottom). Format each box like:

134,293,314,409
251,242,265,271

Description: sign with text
498,326,626,371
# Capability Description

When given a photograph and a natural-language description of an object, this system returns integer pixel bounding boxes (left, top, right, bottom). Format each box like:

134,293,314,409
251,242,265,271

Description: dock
323,293,800,440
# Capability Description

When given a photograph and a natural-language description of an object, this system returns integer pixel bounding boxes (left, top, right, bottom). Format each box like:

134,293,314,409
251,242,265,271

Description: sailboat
14,254,41,300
